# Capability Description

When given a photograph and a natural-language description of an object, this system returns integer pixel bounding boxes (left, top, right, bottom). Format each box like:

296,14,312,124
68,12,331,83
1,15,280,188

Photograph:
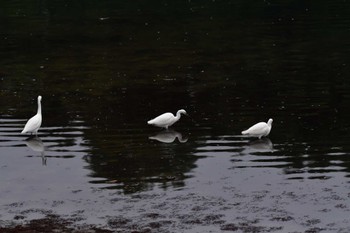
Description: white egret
241,118,273,139
147,109,187,129
21,96,42,135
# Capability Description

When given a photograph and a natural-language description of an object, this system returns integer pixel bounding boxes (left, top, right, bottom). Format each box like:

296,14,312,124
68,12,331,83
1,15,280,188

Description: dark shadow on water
84,129,198,193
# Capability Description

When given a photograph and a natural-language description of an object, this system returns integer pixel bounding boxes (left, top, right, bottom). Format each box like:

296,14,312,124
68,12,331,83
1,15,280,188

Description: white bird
21,96,42,135
241,118,273,139
147,109,187,129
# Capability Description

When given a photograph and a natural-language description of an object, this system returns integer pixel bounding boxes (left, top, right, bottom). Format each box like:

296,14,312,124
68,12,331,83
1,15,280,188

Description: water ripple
0,118,91,159
193,135,350,179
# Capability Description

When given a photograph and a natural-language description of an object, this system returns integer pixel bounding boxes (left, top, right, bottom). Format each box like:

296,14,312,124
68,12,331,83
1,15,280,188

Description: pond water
1,1,350,232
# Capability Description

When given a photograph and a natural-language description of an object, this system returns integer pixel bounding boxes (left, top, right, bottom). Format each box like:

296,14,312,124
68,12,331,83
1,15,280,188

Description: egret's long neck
175,111,182,121
37,99,42,115
267,121,272,128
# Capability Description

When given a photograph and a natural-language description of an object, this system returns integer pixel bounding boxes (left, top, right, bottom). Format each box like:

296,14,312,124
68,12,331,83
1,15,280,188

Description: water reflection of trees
83,130,198,194
233,136,350,180
259,139,350,179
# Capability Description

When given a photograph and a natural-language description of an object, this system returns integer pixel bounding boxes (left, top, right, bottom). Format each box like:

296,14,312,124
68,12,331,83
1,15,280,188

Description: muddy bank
0,214,112,233
0,214,284,233
1,185,348,233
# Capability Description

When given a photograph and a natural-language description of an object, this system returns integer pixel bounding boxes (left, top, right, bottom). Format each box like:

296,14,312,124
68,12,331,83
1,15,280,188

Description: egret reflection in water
149,130,188,143
24,136,46,165
243,138,274,153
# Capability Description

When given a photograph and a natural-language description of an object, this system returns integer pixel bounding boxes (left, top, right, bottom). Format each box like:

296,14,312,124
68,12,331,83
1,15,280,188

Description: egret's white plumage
147,109,187,129
21,96,42,135
241,118,273,139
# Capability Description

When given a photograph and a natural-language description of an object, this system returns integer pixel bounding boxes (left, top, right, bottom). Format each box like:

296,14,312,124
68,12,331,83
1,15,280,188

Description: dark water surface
1,1,350,232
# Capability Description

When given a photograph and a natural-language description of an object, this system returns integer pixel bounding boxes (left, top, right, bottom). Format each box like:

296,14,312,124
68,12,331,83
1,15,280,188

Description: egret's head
267,118,273,125
178,109,187,115
38,96,42,101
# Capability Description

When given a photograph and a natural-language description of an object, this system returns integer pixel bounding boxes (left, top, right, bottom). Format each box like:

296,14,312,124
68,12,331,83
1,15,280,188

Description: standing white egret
241,118,273,139
21,95,42,135
147,109,187,129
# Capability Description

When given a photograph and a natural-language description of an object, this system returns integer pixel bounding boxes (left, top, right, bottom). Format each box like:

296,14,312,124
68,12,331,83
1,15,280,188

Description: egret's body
241,118,273,139
21,96,42,135
147,109,187,129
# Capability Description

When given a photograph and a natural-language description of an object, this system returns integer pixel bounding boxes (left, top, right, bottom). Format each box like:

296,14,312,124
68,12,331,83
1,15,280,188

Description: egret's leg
41,153,47,166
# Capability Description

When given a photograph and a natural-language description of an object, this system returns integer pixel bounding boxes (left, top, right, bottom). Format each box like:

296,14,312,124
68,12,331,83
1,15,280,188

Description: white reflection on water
25,136,45,153
244,138,274,153
24,136,46,165
149,129,188,143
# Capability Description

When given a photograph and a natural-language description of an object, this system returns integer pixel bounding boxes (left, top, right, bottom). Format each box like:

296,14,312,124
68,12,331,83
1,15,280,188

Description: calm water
1,1,350,232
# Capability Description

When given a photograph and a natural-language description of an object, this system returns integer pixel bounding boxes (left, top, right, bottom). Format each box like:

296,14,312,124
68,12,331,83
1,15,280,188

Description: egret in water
147,109,187,129
21,95,42,135
241,118,273,139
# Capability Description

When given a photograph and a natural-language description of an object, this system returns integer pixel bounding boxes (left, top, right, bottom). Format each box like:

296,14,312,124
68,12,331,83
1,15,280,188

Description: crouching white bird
21,95,42,135
147,109,187,129
241,118,273,139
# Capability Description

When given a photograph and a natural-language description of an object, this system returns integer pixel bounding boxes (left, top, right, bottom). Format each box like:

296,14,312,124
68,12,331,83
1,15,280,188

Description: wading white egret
147,109,187,129
241,118,273,139
21,96,42,135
